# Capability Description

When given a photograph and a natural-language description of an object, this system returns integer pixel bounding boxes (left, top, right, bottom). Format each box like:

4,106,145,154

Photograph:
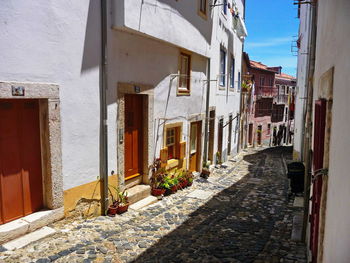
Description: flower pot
171,185,177,194
181,180,188,189
117,203,129,214
164,188,172,196
151,188,166,196
107,205,118,216
187,181,193,187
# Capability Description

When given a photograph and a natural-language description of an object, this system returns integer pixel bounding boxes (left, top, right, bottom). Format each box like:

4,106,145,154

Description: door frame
0,82,63,212
208,109,215,163
117,82,154,189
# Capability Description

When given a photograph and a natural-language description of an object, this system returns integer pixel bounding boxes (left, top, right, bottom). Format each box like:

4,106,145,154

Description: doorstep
0,207,64,245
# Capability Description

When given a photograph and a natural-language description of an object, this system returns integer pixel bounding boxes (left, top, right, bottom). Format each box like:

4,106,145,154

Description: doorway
0,99,43,224
217,118,223,163
124,94,144,180
248,123,253,145
257,125,262,145
189,121,202,172
227,114,233,155
208,110,215,162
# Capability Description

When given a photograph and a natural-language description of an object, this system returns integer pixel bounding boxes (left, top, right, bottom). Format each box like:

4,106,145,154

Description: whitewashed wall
0,0,118,190
208,0,245,161
293,3,312,160
313,0,350,262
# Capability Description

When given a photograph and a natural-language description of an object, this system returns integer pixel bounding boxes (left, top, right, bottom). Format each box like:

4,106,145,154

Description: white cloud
246,37,293,48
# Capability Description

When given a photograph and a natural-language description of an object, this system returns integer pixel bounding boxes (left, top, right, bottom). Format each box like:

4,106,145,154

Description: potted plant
150,168,166,197
201,161,210,179
116,189,129,214
107,185,119,216
161,175,173,196
185,171,194,187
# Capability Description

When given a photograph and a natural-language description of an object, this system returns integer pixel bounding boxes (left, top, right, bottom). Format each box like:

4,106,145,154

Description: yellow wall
63,175,118,217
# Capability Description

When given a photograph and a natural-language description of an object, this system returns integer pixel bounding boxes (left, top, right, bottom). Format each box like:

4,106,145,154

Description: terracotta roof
275,73,296,80
249,60,269,70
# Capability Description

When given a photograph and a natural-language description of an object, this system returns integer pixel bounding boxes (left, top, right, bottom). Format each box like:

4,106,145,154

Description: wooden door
248,123,253,145
257,125,262,145
310,99,327,263
217,118,223,160
227,115,233,155
124,95,143,180
189,121,202,172
208,110,215,162
0,99,43,224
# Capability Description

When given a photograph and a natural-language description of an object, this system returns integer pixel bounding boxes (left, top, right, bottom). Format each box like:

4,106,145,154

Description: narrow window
267,123,271,135
260,76,265,86
199,0,207,15
230,56,235,90
219,48,226,87
178,53,191,94
166,127,180,160
223,0,227,15
238,71,241,91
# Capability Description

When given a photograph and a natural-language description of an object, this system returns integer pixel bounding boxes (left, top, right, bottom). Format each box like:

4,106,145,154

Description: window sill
166,159,179,170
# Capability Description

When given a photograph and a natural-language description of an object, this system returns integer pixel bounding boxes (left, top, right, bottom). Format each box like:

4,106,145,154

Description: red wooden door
124,95,143,179
0,99,43,224
189,121,202,172
310,99,327,263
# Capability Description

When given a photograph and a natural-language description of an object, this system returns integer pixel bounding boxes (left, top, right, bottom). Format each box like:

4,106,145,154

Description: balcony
275,94,288,104
255,85,278,97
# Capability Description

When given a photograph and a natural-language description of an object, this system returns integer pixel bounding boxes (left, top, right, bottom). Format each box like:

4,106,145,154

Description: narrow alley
1,147,306,263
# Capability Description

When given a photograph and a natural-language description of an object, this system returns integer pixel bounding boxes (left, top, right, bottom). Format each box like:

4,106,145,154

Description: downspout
302,1,318,242
100,0,109,215
203,58,211,164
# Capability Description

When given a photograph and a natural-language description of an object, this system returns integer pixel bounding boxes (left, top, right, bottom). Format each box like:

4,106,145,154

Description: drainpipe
302,1,318,242
100,0,109,215
203,58,211,164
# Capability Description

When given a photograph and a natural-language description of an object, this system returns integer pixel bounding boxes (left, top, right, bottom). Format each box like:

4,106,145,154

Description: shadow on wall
81,0,101,74
144,0,213,45
129,147,294,263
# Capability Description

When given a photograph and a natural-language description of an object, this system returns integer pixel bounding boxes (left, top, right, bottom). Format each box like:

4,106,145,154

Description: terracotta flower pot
171,185,177,194
151,188,166,196
187,181,193,187
117,203,129,214
107,205,118,216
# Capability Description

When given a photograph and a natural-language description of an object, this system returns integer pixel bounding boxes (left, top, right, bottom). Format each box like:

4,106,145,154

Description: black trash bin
287,162,305,193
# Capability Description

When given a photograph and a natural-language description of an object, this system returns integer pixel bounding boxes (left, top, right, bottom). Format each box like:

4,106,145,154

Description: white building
0,0,246,242
295,0,350,262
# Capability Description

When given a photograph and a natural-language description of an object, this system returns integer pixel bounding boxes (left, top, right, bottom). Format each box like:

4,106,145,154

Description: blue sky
244,0,299,76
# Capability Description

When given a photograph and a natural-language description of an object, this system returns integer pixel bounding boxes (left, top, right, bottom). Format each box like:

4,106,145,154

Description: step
2,226,56,251
126,185,151,205
129,196,158,210
291,213,303,241
0,208,64,245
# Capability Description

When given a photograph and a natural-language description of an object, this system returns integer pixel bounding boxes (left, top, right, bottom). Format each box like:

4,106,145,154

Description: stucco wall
0,0,118,191
312,0,350,262
293,3,312,160
208,1,244,161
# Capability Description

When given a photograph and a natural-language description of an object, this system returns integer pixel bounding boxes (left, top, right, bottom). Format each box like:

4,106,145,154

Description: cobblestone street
0,147,307,263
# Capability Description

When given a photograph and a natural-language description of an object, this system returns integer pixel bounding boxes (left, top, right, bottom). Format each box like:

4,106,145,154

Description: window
178,53,191,94
270,78,274,86
260,76,265,86
223,0,227,15
267,124,271,135
165,126,181,159
238,71,241,91
199,0,207,16
190,124,198,154
230,56,235,90
219,48,226,87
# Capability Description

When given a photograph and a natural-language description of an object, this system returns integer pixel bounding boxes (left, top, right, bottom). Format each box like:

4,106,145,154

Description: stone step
129,196,158,210
0,208,64,245
2,226,56,251
126,184,151,205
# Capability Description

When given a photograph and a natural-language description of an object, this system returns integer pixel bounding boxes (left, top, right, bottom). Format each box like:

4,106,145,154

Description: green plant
108,185,128,205
160,175,173,190
216,151,222,164
150,167,166,189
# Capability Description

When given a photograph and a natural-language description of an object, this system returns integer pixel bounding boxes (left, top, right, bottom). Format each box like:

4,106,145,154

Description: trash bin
287,162,305,193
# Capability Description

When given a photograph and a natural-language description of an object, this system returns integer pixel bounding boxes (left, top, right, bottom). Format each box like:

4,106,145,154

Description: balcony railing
255,85,278,97
275,94,288,104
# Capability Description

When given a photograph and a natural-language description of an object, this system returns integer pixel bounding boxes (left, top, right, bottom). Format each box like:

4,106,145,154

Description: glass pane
190,124,197,152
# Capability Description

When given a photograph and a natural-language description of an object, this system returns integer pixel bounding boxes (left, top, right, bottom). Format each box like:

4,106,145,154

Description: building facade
294,0,350,262
0,0,246,241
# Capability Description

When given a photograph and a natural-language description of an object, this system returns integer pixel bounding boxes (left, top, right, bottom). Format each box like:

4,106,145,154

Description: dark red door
0,99,43,224
310,99,327,263
124,95,143,179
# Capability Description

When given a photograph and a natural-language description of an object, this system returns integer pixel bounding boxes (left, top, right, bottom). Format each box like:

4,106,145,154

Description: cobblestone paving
0,147,307,263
